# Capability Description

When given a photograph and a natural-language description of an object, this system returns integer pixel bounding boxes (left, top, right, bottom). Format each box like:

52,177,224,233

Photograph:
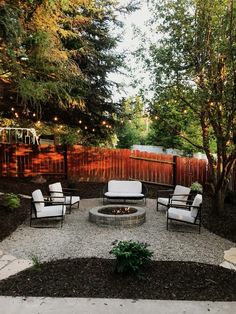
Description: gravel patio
0,198,234,265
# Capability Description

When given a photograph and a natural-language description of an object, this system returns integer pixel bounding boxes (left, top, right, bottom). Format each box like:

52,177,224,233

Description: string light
102,121,106,125
15,112,19,118
32,113,36,117
53,116,58,121
79,120,82,124
11,107,14,111
155,116,158,120
84,126,87,130
92,128,95,132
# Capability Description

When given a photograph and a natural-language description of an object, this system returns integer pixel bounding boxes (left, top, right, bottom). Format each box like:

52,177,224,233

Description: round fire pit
89,205,146,227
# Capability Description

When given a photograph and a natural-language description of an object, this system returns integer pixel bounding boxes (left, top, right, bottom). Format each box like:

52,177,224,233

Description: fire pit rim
89,205,145,218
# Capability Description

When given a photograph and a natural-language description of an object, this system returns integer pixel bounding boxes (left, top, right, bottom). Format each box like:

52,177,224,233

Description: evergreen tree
0,0,138,142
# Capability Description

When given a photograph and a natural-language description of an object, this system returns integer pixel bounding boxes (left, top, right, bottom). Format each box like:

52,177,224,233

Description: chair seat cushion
37,205,66,218
105,192,144,198
168,207,195,223
65,196,80,205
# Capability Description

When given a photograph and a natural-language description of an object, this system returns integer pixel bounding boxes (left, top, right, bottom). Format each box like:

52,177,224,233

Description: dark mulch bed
0,195,30,241
0,177,236,300
0,258,236,301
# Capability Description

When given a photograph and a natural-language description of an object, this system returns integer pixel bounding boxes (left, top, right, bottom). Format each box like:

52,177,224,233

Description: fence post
64,144,68,180
173,155,177,186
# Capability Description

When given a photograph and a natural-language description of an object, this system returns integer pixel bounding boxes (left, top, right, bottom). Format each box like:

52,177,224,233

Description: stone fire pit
89,205,146,227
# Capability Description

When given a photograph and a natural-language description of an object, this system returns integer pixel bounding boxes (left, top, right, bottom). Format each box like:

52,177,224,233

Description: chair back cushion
190,194,202,218
108,180,142,194
49,182,63,202
172,185,191,205
32,189,44,212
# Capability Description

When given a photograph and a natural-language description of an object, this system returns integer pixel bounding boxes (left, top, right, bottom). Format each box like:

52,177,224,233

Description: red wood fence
0,144,235,191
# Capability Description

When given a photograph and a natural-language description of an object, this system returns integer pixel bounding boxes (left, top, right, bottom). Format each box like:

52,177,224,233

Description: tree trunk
212,189,226,214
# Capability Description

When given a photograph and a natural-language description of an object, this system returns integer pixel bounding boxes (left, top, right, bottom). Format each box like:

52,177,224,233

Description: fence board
0,144,235,192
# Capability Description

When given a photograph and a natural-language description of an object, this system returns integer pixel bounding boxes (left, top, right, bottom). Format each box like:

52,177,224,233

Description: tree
144,0,236,212
116,96,148,148
0,0,138,143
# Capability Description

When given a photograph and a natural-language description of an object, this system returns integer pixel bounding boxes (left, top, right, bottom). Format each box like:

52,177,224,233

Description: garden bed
0,258,236,300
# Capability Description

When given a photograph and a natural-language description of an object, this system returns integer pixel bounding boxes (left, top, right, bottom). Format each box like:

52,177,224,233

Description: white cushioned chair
31,189,66,227
157,185,191,211
167,194,202,233
103,180,147,204
49,182,80,214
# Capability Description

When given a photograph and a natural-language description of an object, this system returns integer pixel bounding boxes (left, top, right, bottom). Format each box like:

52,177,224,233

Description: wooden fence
0,143,235,190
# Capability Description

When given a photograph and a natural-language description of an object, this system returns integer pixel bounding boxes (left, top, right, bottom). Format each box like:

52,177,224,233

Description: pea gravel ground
0,198,233,265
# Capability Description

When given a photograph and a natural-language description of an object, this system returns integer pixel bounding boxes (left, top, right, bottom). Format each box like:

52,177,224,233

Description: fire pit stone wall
89,205,146,227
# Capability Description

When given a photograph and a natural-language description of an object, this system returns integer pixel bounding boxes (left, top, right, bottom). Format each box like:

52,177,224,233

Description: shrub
30,254,42,271
110,240,153,277
190,182,203,194
3,193,20,210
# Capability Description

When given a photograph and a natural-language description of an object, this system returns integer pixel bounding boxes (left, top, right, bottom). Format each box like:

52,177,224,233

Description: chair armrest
169,193,191,197
168,203,201,211
48,195,66,201
32,199,65,204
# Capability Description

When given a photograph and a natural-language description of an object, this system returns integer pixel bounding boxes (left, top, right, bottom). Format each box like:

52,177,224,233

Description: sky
109,1,152,102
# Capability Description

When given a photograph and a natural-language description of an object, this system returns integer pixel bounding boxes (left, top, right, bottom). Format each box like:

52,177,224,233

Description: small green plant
3,193,20,210
110,240,153,277
30,254,42,271
190,182,203,194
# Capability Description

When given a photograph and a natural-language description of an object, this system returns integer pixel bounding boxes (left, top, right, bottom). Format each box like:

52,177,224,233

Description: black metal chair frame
166,203,202,234
103,182,148,205
156,189,193,211
30,196,66,228
49,187,80,214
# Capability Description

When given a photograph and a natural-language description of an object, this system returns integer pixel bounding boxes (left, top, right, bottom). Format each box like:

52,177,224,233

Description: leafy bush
3,193,20,210
110,240,153,277
190,182,203,194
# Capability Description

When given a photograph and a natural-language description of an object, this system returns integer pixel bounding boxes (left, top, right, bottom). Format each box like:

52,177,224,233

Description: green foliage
30,254,42,271
110,240,153,277
190,182,203,194
0,0,136,145
116,96,148,148
3,193,20,210
141,0,236,211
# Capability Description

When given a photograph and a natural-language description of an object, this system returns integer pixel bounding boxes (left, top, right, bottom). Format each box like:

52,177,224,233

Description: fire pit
89,205,146,227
